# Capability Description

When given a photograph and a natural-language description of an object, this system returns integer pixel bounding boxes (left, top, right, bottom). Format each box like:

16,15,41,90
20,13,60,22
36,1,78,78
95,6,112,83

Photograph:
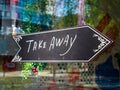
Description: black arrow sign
12,26,112,62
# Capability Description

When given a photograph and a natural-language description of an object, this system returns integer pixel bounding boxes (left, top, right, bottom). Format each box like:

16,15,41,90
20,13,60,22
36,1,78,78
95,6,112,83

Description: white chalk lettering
60,34,77,56
33,41,37,51
49,37,55,51
56,38,64,47
25,34,77,56
26,40,34,53
38,40,43,49
43,42,47,48
63,34,69,46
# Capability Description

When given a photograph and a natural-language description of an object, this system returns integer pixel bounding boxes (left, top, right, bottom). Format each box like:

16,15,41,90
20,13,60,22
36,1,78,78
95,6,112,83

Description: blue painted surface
95,55,120,90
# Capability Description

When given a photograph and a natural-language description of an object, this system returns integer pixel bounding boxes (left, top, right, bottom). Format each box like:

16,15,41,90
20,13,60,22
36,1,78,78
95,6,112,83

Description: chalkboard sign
12,26,112,62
